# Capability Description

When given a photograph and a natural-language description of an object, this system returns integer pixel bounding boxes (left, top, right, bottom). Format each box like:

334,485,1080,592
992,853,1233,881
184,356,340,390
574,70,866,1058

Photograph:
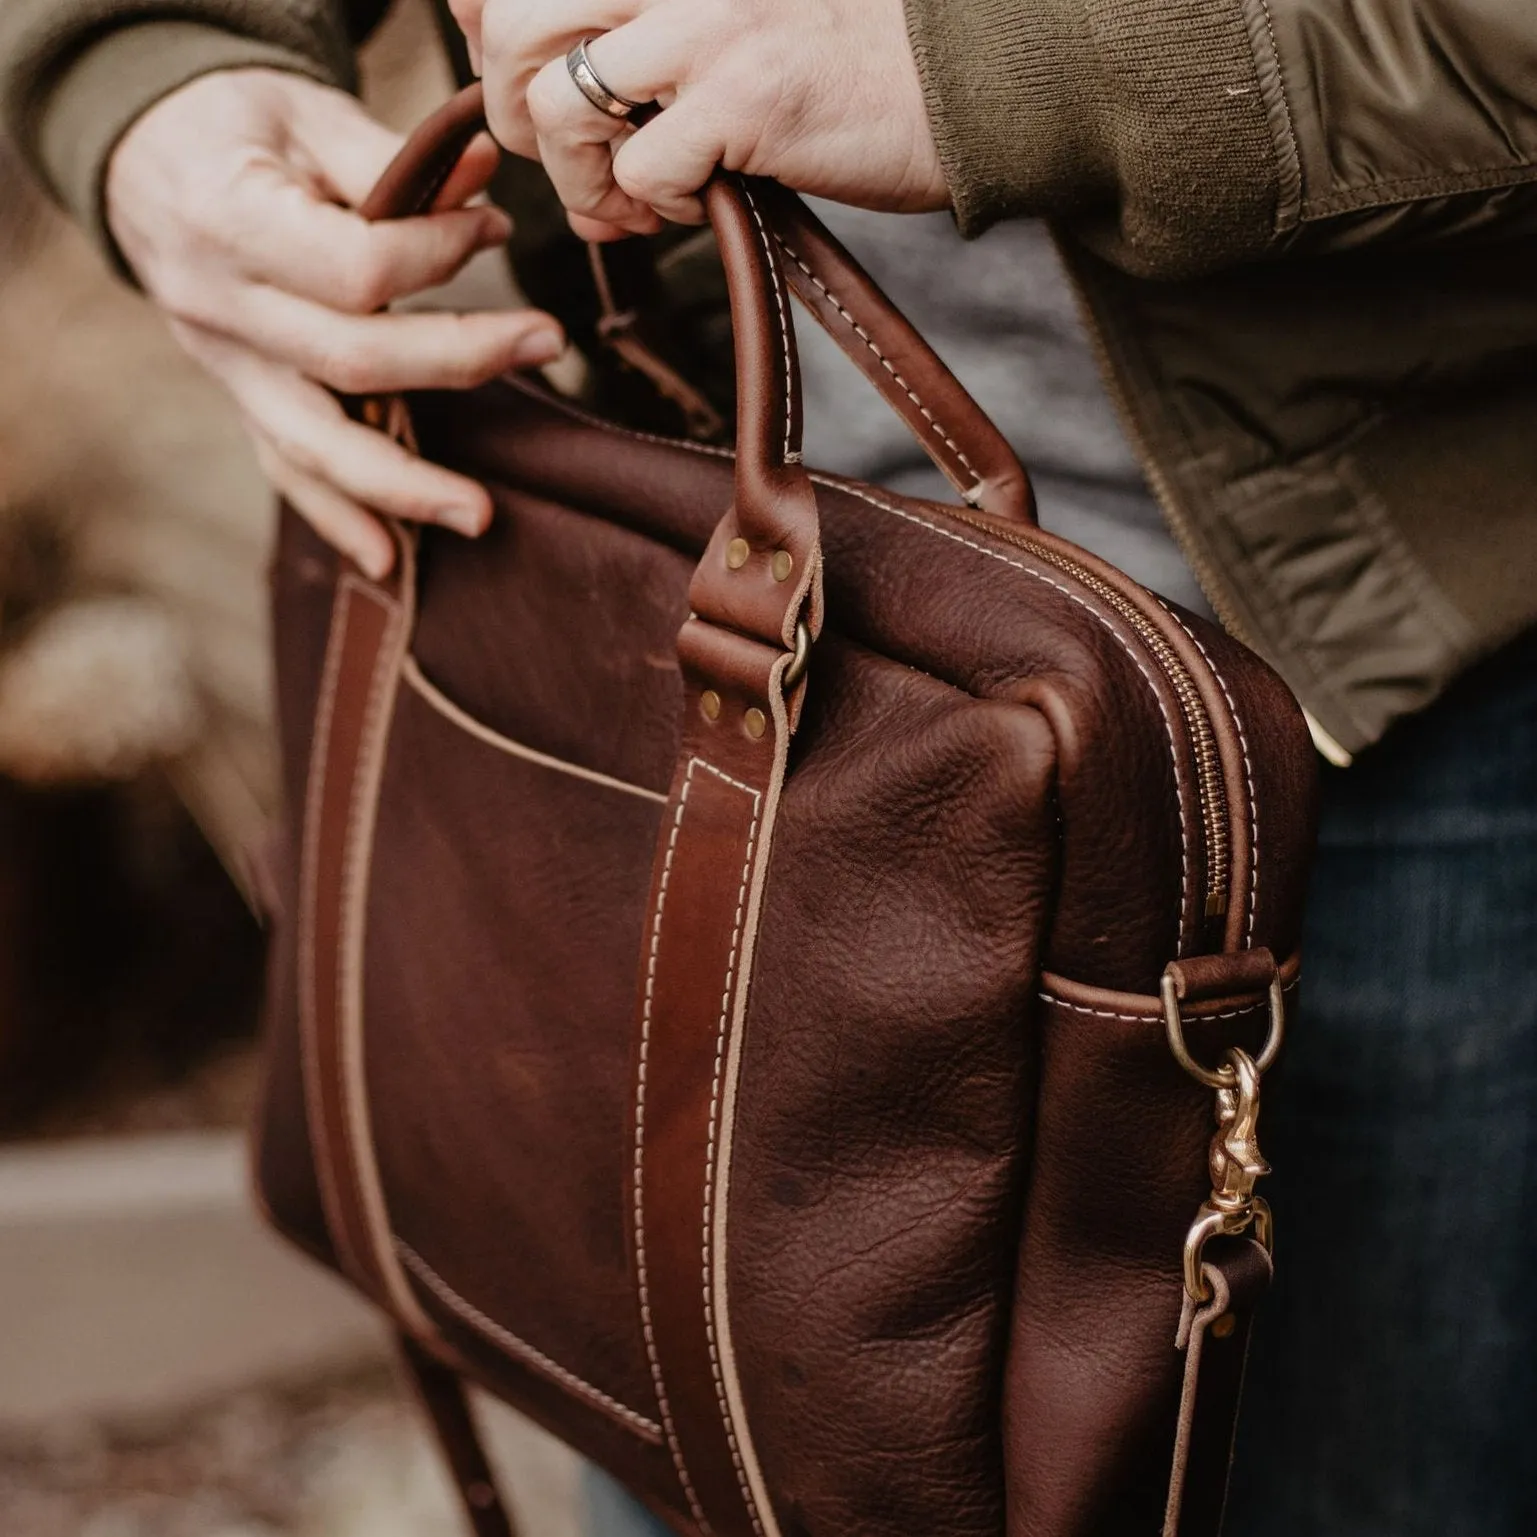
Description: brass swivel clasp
1162,969,1284,1302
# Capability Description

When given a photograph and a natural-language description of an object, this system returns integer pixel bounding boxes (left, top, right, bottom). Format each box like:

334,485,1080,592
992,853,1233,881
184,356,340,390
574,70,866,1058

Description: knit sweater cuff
903,0,1108,236
901,0,1281,276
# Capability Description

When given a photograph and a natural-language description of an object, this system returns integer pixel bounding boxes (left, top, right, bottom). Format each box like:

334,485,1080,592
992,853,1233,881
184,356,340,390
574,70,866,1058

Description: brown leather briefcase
255,86,1318,1537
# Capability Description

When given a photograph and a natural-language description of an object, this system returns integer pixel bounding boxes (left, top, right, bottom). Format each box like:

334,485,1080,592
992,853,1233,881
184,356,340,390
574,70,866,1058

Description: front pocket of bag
362,659,666,1439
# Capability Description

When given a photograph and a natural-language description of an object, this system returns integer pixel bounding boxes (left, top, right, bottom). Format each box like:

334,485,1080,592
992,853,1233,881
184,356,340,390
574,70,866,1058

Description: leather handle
751,181,1032,521
358,83,490,223
357,84,1033,527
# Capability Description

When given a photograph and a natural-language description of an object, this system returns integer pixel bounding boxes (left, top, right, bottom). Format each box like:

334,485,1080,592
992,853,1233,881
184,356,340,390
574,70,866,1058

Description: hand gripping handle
358,83,1033,528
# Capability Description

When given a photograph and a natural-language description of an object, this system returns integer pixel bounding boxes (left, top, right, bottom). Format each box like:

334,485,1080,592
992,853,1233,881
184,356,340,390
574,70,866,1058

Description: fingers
525,54,648,236
288,73,501,215
479,0,641,157
446,0,489,71
608,98,716,227
171,319,503,551
525,18,711,234
227,188,513,312
184,285,564,395
287,82,413,208
253,437,398,579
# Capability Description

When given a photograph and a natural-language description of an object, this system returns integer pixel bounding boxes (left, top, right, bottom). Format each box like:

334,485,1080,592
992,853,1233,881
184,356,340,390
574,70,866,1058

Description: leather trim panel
297,569,431,1336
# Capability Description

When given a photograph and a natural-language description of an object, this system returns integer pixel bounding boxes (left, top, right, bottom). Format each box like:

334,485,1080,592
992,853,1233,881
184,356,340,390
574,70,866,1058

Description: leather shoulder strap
1164,1240,1273,1537
400,1331,520,1537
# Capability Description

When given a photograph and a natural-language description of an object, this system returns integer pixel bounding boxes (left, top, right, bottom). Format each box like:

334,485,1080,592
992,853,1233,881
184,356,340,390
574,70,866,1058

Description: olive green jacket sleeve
0,1,357,251
904,0,1537,276
8,0,1537,279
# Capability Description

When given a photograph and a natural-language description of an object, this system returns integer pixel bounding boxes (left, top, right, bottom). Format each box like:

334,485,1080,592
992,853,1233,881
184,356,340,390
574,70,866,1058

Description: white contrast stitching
771,233,979,484
635,762,713,1533
1038,978,1298,1023
401,655,667,804
506,376,730,456
698,771,766,1536
1159,607,1260,949
820,482,1193,951
395,1242,662,1438
690,757,761,799
740,186,794,463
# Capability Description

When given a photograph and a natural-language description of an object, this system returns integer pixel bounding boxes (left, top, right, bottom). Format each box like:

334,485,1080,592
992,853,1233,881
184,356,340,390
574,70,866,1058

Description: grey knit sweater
799,203,1210,616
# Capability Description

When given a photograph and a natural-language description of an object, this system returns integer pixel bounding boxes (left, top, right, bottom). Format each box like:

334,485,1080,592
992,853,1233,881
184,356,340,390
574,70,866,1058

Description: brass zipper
943,505,1231,927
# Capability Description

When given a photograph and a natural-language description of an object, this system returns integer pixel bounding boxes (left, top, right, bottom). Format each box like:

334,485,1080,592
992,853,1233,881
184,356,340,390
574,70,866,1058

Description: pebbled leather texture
254,88,1319,1537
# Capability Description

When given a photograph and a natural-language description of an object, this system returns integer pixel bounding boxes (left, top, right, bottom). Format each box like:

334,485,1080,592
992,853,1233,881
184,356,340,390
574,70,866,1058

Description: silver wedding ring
566,37,645,120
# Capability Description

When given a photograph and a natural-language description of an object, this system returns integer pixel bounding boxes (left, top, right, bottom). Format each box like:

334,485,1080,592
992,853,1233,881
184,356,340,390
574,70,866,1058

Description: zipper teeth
1044,238,1250,923
946,507,1230,921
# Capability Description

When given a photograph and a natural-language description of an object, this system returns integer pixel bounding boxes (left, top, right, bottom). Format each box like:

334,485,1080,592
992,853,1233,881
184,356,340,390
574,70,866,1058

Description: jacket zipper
1052,238,1355,770
944,506,1231,929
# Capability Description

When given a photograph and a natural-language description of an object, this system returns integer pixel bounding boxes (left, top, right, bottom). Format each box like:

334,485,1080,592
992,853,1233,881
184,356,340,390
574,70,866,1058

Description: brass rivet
771,549,794,582
700,690,722,722
1209,1312,1236,1340
743,707,767,740
725,537,750,570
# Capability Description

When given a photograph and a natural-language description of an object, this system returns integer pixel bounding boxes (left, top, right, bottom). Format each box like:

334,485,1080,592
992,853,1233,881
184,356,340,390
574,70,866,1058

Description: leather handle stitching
771,233,980,486
739,185,795,464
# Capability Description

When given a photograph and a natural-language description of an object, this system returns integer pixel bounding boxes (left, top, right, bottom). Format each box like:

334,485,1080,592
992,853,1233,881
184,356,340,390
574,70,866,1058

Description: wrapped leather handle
359,84,1033,526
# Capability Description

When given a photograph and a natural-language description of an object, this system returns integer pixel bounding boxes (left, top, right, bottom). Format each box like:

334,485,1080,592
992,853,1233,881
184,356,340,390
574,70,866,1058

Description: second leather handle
752,182,1032,523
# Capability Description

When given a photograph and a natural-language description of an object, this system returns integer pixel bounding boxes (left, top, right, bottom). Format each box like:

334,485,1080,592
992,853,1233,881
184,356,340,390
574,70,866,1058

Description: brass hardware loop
782,620,813,692
1184,1195,1274,1303
1161,970,1285,1090
1161,949,1288,1303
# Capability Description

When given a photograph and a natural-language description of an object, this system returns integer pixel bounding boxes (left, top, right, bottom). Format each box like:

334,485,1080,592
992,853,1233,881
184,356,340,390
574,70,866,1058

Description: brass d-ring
1161,970,1285,1089
781,620,812,692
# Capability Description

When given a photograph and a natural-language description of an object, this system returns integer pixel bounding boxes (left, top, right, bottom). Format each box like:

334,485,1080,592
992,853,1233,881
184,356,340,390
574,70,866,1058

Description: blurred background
0,3,577,1531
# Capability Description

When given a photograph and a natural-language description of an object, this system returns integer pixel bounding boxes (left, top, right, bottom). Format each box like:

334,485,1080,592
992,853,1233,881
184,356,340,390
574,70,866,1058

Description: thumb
285,81,408,208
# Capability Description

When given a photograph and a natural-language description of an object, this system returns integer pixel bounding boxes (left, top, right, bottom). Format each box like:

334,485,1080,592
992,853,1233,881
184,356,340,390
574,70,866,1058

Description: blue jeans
1226,629,1537,1537
582,1463,677,1537
584,632,1537,1537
